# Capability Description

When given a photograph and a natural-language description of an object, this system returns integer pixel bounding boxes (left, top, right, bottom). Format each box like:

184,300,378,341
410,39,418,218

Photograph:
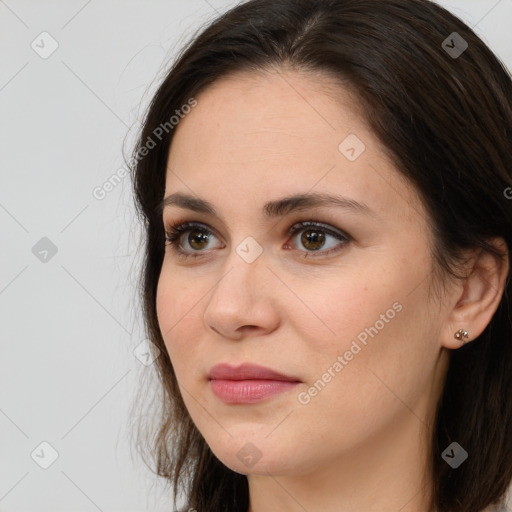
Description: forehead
169,68,369,160
165,69,425,225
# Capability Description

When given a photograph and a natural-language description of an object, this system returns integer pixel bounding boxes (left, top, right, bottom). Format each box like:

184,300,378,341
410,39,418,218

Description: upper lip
208,363,301,382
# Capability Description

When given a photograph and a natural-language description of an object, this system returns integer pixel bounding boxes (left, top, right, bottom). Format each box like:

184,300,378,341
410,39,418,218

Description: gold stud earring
454,328,469,344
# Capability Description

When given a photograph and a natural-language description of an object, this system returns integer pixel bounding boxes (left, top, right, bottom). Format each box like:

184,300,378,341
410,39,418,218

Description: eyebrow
157,191,377,219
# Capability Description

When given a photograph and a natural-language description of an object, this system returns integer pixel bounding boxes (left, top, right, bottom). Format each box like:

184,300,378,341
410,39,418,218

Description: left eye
285,221,349,257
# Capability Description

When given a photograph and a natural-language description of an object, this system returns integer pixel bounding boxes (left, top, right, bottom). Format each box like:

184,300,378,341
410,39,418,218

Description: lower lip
209,379,300,404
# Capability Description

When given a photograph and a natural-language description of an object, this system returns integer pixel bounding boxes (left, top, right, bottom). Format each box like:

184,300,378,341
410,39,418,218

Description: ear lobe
441,237,509,350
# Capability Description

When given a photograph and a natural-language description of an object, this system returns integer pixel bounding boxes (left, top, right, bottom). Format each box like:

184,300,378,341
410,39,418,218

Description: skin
155,68,508,512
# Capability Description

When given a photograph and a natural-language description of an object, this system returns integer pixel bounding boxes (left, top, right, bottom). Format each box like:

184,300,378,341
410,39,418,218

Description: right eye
164,221,223,259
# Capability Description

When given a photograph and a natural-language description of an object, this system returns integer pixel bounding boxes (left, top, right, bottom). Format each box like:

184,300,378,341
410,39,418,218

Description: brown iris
300,229,325,251
188,229,210,250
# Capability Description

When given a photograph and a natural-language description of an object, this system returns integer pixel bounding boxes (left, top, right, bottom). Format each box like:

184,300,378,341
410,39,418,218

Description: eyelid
285,220,349,240
163,217,349,238
164,221,224,250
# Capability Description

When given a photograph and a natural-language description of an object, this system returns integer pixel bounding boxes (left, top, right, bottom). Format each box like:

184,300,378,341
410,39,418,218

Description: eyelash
163,220,351,261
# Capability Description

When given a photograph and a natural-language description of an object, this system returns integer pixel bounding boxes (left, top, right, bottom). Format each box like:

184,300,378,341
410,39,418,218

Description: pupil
302,229,325,251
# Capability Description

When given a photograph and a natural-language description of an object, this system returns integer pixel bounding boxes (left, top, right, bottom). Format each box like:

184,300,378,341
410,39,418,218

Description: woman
130,1,512,511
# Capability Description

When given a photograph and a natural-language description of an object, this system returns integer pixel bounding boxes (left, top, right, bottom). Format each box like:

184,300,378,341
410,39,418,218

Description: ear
441,237,509,350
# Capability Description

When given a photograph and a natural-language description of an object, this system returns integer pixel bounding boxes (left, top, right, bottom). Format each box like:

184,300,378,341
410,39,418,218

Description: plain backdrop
1,1,511,511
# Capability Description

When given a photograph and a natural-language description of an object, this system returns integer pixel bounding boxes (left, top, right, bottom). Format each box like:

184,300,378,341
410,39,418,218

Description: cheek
155,268,211,382
298,265,400,350
156,272,194,359
298,257,433,389
297,269,435,431
308,245,431,349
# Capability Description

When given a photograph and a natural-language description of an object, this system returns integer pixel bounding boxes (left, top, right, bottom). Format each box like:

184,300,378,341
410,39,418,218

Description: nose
202,248,281,341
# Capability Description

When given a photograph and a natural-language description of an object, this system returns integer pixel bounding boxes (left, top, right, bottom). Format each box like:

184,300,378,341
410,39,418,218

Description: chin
205,433,304,476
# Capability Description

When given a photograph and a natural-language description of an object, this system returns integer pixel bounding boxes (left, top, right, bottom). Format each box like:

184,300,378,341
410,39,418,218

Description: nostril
239,325,259,334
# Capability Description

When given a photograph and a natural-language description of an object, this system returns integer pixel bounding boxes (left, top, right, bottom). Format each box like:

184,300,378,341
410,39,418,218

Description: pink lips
208,363,301,404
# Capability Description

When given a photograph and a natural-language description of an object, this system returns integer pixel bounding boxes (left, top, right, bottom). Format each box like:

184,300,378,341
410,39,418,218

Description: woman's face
156,69,451,477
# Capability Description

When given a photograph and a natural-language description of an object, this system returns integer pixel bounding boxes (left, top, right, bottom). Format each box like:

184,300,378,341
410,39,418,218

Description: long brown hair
130,1,512,510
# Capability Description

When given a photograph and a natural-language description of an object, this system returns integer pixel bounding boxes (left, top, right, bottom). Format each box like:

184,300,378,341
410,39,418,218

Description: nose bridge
211,239,267,303
203,238,279,337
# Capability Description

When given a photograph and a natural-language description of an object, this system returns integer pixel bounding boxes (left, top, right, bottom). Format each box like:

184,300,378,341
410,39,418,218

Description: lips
208,363,301,382
208,363,302,404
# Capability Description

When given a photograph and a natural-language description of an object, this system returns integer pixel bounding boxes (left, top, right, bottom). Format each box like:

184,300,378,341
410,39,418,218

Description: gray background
1,1,511,511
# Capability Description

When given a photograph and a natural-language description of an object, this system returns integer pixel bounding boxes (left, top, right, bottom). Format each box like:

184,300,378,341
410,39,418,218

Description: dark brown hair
130,1,512,511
